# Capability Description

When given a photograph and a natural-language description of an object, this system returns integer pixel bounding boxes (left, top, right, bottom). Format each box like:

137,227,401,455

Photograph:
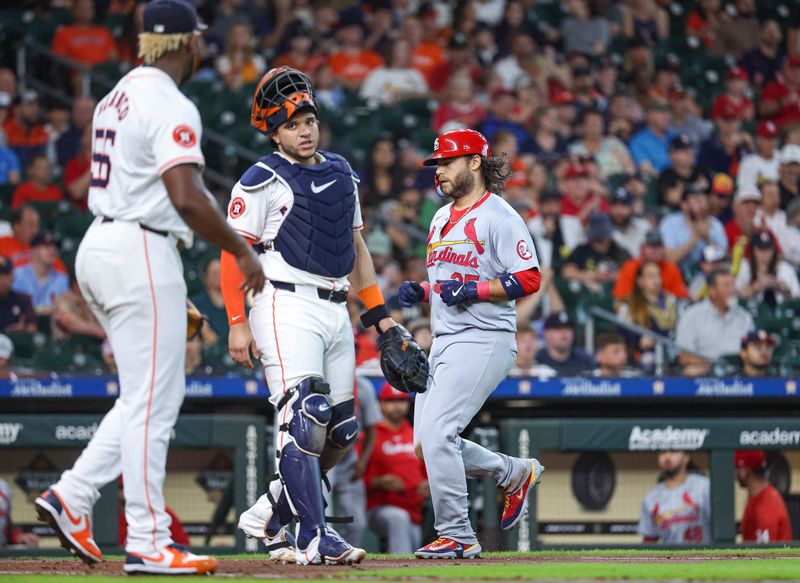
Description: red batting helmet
251,66,317,135
423,129,491,166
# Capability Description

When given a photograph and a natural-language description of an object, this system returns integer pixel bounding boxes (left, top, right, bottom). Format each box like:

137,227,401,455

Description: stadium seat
6,331,38,359
90,61,131,100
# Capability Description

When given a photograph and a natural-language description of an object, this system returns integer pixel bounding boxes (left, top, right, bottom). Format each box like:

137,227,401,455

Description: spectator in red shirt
63,126,91,211
365,383,429,554
11,154,63,209
711,67,754,122
560,162,609,224
3,90,48,168
735,450,792,543
51,0,118,95
432,73,486,133
760,56,800,127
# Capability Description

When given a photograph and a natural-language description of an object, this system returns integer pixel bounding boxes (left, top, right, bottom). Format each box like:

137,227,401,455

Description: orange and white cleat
501,458,545,530
124,543,218,575
35,488,102,565
415,536,481,559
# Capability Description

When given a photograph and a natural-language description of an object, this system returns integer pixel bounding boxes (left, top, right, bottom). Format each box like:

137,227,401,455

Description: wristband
476,281,491,301
420,282,431,302
499,274,525,300
360,304,390,330
358,283,385,310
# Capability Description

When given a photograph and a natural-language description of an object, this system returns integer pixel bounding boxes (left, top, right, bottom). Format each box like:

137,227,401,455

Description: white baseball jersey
639,473,711,543
225,152,363,292
426,192,539,335
88,66,206,245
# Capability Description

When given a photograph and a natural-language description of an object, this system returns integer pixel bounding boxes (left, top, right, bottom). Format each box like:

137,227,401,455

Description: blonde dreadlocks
138,32,192,65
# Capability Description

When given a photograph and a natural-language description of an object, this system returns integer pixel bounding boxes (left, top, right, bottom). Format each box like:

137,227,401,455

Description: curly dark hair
480,153,514,194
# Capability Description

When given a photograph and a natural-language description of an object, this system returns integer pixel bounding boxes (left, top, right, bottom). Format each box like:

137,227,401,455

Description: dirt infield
0,552,794,578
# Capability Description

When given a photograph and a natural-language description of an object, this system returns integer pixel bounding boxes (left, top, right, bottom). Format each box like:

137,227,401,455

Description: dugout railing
499,417,800,550
0,414,264,556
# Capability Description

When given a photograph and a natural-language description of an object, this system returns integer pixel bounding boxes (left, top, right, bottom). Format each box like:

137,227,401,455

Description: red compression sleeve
513,267,542,296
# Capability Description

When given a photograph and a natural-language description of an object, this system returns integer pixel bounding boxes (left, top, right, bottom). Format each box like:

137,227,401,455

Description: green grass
371,559,800,580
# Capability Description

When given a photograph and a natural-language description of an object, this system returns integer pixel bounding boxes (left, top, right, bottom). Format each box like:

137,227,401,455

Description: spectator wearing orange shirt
11,154,63,209
328,17,383,91
3,90,48,168
614,230,688,300
403,15,445,82
365,384,428,554
272,24,325,76
735,450,792,543
214,22,267,91
51,0,118,95
427,33,482,96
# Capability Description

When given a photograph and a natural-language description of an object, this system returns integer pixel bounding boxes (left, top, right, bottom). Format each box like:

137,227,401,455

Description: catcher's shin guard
274,377,331,544
319,399,358,472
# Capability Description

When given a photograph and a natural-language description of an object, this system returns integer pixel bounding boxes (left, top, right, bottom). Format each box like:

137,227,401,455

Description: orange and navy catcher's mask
251,66,317,135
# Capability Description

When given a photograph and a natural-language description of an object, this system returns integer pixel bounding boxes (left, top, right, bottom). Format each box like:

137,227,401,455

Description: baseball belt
270,280,347,304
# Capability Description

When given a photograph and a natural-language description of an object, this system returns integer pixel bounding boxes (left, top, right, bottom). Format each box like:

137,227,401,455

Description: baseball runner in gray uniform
639,451,711,543
398,129,545,559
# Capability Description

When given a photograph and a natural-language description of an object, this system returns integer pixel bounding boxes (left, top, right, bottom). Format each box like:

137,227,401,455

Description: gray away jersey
426,193,539,336
638,473,711,543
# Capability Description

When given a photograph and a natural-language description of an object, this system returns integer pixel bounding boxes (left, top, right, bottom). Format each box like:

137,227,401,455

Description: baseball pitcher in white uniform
398,129,546,559
34,0,265,575
219,67,427,565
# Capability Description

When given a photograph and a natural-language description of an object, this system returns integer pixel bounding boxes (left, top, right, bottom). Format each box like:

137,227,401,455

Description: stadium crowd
1,0,800,377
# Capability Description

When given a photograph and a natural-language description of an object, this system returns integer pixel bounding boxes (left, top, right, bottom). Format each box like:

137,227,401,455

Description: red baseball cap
552,90,576,105
712,97,741,121
423,129,491,166
734,450,766,470
711,172,735,196
379,382,411,401
564,163,590,179
757,120,779,139
726,66,748,81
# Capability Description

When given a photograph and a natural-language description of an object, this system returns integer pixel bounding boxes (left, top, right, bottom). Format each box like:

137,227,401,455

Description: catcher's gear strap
358,283,385,310
360,304,390,330
283,379,332,456
220,250,246,326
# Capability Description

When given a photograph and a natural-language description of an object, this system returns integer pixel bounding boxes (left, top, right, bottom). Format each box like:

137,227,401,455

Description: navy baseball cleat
415,537,482,559
295,530,366,565
501,458,545,530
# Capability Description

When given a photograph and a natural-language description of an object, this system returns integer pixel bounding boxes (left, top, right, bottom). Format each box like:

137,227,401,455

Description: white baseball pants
53,218,187,554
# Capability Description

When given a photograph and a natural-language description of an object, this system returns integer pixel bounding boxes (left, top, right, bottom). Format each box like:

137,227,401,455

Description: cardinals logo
463,218,484,255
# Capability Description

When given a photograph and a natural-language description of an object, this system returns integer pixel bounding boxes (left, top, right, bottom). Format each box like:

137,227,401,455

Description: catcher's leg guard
274,377,331,547
319,400,359,472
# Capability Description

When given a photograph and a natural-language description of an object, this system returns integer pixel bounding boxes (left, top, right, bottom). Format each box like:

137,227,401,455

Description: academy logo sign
0,422,22,444
740,427,800,447
628,425,709,451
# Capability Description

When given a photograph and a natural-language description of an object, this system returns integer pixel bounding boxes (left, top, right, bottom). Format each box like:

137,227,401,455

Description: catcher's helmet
251,66,317,135
423,128,491,166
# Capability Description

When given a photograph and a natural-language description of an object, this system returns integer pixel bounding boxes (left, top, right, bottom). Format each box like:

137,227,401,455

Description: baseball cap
143,0,207,34
20,89,38,104
740,329,776,349
585,212,615,240
0,92,10,109
711,173,735,196
0,334,13,360
645,98,670,112
0,255,12,274
756,120,779,139
751,230,776,249
379,382,411,401
610,187,633,205
780,144,800,165
448,33,469,50
734,450,767,469
552,90,576,106
644,230,663,246
30,232,58,248
544,311,573,330
735,187,762,204
539,189,562,202
726,66,748,81
366,229,392,256
564,162,589,179
669,134,692,150
712,97,741,121
683,183,707,200
702,245,726,263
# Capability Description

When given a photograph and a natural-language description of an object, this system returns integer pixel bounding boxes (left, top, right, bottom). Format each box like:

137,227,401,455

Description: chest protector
261,150,356,278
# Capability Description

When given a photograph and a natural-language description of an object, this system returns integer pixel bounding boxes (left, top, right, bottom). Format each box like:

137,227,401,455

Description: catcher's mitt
378,325,429,393
187,299,205,340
